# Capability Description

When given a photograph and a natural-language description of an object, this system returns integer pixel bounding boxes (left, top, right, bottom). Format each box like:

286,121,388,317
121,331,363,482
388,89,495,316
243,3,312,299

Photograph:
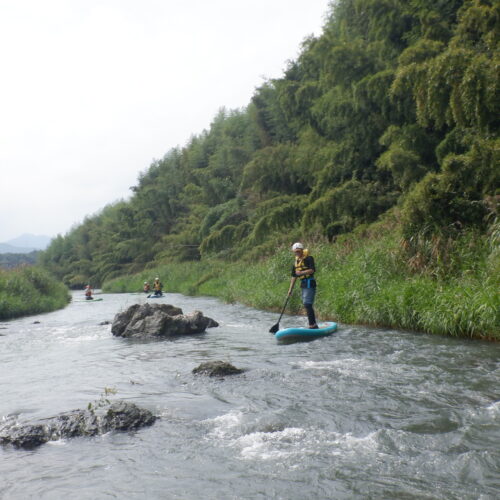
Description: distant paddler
84,284,94,301
143,281,151,293
153,277,163,297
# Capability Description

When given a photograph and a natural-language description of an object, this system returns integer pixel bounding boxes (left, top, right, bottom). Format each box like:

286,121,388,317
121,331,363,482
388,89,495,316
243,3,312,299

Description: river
0,291,499,499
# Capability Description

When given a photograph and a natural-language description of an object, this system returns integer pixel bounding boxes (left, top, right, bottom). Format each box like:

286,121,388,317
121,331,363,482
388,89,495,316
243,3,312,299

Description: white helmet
292,242,304,251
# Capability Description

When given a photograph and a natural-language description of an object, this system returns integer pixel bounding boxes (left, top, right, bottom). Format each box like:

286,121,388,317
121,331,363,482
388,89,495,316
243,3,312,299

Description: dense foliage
40,0,499,292
0,266,70,320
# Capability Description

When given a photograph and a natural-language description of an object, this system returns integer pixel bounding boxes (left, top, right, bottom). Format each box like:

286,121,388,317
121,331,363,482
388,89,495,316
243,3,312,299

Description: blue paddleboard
275,321,337,341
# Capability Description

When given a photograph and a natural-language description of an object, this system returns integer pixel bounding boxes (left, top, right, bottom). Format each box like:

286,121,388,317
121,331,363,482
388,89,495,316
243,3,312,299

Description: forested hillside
0,251,39,269
40,0,499,289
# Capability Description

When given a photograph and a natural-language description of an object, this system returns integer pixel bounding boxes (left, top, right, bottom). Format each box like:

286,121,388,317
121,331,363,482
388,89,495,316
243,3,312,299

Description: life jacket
85,288,92,297
294,249,316,288
153,281,162,291
295,249,312,279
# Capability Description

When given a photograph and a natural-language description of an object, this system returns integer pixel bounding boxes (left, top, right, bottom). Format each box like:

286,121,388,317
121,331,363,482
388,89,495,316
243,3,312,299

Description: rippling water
0,291,499,499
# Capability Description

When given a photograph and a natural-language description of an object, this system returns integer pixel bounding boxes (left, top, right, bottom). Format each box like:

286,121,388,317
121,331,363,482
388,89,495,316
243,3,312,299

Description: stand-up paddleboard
275,321,337,341
147,294,164,299
75,298,103,302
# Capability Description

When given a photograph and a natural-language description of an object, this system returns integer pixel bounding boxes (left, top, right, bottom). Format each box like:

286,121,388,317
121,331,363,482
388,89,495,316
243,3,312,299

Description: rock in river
192,361,244,377
0,401,156,449
111,303,218,338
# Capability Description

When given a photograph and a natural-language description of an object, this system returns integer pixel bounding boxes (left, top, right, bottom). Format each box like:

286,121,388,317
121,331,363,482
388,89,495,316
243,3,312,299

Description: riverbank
103,221,499,341
0,266,71,320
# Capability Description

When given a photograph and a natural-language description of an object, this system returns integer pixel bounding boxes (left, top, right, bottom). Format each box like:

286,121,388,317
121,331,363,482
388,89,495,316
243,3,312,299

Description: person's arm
289,264,297,295
295,268,314,277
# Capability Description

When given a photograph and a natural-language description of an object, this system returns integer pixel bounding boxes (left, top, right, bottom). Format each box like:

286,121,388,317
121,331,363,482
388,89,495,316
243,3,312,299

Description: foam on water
236,427,307,460
204,409,379,463
233,427,379,462
204,410,245,439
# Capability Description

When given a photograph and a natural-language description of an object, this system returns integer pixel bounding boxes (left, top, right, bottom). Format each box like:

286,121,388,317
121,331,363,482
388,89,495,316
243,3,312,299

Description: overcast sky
0,0,330,243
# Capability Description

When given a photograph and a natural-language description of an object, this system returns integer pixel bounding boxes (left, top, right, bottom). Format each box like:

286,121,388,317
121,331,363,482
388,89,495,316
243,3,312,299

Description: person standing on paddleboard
153,277,163,297
288,242,318,329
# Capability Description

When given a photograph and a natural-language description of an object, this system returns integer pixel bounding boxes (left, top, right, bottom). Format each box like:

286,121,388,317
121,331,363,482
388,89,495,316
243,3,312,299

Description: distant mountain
0,234,52,254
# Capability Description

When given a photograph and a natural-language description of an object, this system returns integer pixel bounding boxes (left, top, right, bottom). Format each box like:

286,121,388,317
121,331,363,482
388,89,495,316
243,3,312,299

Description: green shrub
0,267,70,320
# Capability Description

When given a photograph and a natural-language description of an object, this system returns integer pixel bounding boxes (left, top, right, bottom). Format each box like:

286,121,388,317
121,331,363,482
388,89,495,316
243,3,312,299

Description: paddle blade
269,323,279,334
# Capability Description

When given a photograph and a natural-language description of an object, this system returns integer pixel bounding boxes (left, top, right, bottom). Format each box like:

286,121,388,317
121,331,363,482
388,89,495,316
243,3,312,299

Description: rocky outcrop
192,361,244,377
111,303,218,338
0,401,156,449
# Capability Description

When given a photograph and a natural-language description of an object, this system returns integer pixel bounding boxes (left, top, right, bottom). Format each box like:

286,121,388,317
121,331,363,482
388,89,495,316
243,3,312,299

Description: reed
0,266,70,320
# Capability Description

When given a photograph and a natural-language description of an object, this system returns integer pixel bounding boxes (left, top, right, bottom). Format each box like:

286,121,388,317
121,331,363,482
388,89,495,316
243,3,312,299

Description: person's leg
302,287,317,328
305,304,317,327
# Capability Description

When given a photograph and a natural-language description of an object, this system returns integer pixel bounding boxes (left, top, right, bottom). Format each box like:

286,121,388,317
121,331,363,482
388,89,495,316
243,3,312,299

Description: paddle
269,281,296,334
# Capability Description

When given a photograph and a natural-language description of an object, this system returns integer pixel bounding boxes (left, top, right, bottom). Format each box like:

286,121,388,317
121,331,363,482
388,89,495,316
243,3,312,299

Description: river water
0,291,499,499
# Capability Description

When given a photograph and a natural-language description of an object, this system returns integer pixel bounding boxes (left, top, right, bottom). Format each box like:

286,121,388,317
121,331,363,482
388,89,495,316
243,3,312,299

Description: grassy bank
0,266,71,320
103,225,499,341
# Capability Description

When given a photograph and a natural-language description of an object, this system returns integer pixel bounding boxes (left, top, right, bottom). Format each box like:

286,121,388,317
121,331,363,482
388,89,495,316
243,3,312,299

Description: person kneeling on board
288,242,318,329
85,285,93,300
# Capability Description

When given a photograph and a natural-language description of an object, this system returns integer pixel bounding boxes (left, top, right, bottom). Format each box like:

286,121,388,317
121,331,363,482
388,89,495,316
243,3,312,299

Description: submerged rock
192,361,243,377
0,401,156,449
111,303,218,338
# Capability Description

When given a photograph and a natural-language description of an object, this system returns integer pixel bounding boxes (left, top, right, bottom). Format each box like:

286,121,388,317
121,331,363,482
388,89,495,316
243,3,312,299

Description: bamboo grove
39,0,499,289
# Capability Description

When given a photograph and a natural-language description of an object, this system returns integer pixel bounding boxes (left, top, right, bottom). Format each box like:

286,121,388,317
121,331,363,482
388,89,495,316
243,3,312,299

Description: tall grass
0,266,71,320
103,228,499,341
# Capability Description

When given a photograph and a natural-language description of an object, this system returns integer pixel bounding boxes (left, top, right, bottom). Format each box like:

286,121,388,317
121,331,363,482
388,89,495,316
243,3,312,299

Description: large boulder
111,303,182,336
0,401,156,449
111,303,218,338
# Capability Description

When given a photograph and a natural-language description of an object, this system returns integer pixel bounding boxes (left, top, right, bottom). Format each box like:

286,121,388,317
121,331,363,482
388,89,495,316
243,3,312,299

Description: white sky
0,0,330,242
